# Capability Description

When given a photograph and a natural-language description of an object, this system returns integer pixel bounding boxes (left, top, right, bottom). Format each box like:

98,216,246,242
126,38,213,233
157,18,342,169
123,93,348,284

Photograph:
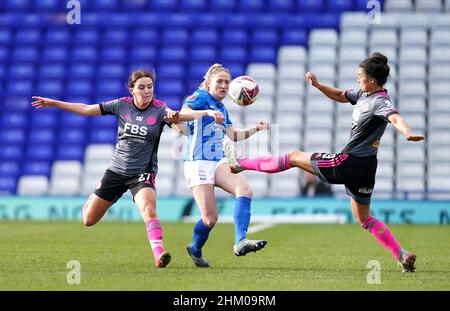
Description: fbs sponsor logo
359,187,373,194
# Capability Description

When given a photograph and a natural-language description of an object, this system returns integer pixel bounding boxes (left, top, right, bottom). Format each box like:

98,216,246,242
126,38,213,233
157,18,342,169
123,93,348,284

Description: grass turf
0,221,449,290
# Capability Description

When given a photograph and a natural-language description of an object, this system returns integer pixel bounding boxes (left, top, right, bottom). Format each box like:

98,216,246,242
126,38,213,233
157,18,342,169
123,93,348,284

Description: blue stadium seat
269,0,295,11
65,96,92,105
281,29,308,45
0,161,21,178
23,161,51,176
26,145,54,161
187,80,202,93
306,13,341,30
30,111,58,128
157,64,186,79
2,97,30,112
74,29,99,45
28,129,56,144
44,29,71,45
56,144,85,161
123,0,148,10
162,13,192,28
12,47,38,62
71,47,98,62
89,116,118,129
193,13,217,28
252,29,279,45
162,28,189,45
67,80,93,96
156,81,185,97
69,64,95,79
132,29,159,44
298,0,325,11
223,29,248,45
0,145,23,161
159,46,187,62
131,47,157,62
250,46,277,63
248,14,280,29
0,112,28,129
223,14,248,28
0,47,8,63
0,129,26,145
7,81,33,96
221,46,248,62
103,30,128,45
93,0,119,10
0,30,11,45
96,80,125,99
39,64,65,79
99,13,130,27
150,0,177,10
60,113,88,128
99,64,126,79
190,46,217,62
59,128,86,145
226,63,246,78
180,0,207,11
0,177,17,194
211,0,237,10
239,0,266,11
37,80,64,97
88,129,117,144
15,29,40,45
35,0,61,11
9,63,35,79
191,29,219,45
42,46,67,62
188,63,211,80
328,0,356,12
6,0,28,10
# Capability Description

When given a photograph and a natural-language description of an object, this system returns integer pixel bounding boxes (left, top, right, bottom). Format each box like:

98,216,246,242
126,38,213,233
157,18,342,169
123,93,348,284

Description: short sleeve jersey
183,89,233,161
342,89,399,157
99,97,170,176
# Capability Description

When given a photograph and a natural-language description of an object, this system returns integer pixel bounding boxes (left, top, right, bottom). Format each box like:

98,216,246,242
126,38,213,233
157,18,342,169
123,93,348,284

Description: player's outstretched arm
226,121,270,142
388,113,425,142
177,106,225,124
305,72,348,103
31,96,101,116
164,109,190,136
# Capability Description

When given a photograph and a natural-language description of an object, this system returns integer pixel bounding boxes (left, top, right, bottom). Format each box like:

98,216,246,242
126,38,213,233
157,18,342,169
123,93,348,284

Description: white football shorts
184,158,229,188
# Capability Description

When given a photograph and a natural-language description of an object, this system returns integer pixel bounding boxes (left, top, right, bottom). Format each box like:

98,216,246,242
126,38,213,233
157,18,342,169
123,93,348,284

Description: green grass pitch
1,221,449,290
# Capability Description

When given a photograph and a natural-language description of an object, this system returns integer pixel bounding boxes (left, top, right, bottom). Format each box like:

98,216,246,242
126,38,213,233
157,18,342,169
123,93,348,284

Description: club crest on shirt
136,116,143,121
186,93,199,102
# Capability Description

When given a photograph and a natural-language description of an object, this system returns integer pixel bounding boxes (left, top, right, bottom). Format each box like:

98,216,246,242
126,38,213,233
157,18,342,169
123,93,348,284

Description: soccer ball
228,75,259,106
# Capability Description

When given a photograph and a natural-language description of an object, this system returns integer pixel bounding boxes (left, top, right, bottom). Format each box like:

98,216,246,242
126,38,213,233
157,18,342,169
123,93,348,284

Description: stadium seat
88,129,117,144
26,145,54,162
189,46,217,62
17,175,49,196
252,29,279,45
0,161,21,178
69,64,95,79
23,161,51,176
223,29,248,45
30,111,58,128
281,29,308,46
0,176,17,194
191,29,219,45
162,28,189,45
50,176,81,196
56,144,85,161
385,0,413,11
0,129,26,145
416,0,442,11
250,46,277,63
74,30,99,45
71,47,97,62
39,64,65,79
84,144,114,162
61,113,88,128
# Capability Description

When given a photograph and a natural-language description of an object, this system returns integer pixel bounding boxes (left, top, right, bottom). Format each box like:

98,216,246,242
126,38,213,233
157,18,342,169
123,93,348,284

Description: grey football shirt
99,97,170,176
342,89,399,157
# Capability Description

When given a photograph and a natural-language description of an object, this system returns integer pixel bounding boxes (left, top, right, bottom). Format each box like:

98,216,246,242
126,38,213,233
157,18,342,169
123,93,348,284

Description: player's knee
236,184,253,198
288,151,302,165
143,204,157,219
354,214,368,225
203,214,218,228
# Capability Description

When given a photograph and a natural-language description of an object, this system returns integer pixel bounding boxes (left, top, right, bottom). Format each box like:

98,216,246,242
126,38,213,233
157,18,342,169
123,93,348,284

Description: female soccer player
225,53,424,272
31,69,184,268
175,64,269,267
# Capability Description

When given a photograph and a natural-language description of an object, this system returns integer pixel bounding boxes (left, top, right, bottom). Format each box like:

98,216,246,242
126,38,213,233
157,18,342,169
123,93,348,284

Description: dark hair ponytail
359,52,390,86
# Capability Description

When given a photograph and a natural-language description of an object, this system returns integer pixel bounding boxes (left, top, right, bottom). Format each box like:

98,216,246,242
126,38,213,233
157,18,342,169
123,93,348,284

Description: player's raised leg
214,164,267,256
186,184,217,268
351,198,416,272
135,188,171,268
82,193,114,226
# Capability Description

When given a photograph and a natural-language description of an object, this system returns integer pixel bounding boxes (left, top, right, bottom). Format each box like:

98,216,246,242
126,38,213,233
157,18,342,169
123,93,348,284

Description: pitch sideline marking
247,223,276,234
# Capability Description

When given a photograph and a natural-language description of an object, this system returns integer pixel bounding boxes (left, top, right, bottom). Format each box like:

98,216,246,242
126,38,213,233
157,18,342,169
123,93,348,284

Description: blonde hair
199,63,231,90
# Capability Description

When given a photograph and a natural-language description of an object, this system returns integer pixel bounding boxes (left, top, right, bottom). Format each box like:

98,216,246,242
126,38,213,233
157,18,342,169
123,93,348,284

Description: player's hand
31,96,58,108
207,110,225,124
406,134,425,142
305,71,320,87
256,121,270,131
164,108,180,123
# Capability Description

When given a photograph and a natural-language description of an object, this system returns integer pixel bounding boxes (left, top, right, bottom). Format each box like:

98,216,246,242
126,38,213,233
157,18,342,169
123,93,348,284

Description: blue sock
234,197,252,245
192,219,211,257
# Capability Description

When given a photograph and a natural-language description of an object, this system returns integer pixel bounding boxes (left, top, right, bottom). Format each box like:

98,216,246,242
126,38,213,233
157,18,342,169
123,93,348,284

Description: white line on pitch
247,223,276,234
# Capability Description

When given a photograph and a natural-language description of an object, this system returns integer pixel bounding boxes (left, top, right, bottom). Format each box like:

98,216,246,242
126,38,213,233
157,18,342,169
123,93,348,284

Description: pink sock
363,216,401,260
146,220,164,258
239,154,291,173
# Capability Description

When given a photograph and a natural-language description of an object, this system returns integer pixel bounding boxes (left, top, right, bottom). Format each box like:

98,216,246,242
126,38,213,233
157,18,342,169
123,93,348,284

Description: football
228,75,259,106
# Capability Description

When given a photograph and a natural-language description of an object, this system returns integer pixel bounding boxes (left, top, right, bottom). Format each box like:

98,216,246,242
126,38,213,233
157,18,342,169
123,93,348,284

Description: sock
234,197,252,245
239,154,291,173
192,219,212,258
146,220,164,258
362,216,401,260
